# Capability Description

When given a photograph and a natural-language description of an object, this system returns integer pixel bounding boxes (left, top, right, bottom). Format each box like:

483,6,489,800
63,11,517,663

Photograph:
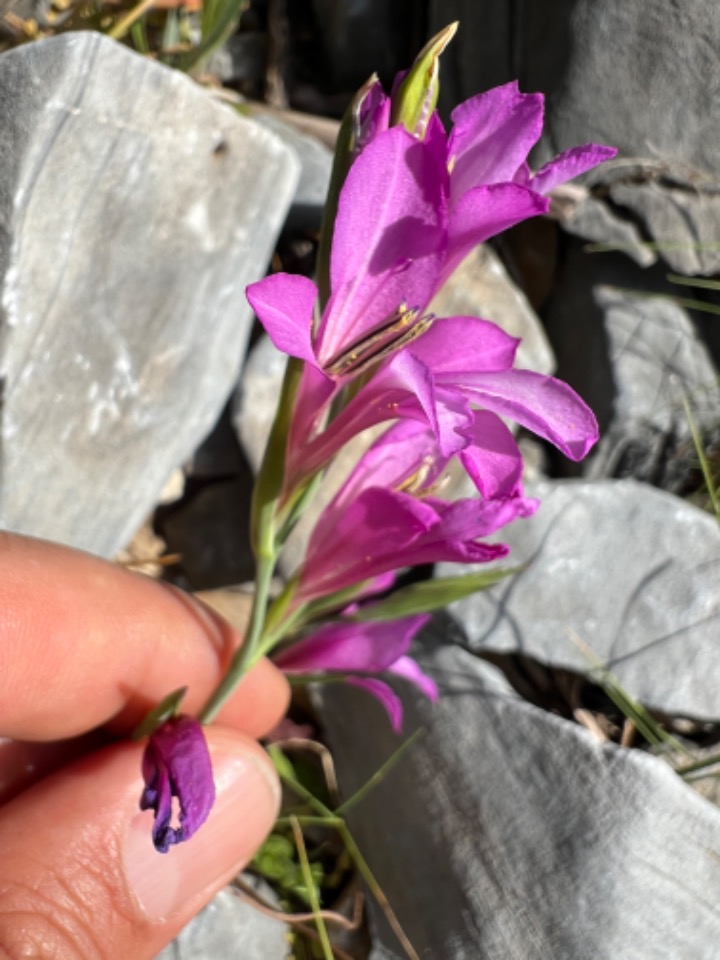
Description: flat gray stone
441,479,720,720
316,629,720,960
0,32,299,556
155,884,287,960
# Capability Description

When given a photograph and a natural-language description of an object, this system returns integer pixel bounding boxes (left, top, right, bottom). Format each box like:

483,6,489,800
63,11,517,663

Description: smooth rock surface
0,32,299,556
316,626,720,960
254,112,333,232
155,885,287,960
441,479,720,720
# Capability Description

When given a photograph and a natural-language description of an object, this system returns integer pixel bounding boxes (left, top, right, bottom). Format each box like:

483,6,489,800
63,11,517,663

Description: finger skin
0,727,279,960
0,533,289,740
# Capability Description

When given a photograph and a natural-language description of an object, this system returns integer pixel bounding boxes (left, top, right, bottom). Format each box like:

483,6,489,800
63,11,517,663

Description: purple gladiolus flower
274,615,437,732
294,418,538,604
246,80,612,491
140,715,215,853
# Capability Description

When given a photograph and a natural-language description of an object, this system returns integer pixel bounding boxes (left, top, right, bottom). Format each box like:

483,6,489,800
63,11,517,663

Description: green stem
289,816,335,960
200,549,275,722
200,358,302,721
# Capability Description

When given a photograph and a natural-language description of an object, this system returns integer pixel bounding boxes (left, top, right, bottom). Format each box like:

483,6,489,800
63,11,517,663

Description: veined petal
273,614,430,674
317,126,447,366
409,315,520,374
445,183,549,281
448,82,544,201
388,655,439,702
347,677,404,732
531,143,617,195
447,368,600,460
246,274,319,366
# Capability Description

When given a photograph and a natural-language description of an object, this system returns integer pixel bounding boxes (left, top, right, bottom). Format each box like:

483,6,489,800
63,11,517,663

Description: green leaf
350,567,522,622
131,686,188,740
391,22,458,137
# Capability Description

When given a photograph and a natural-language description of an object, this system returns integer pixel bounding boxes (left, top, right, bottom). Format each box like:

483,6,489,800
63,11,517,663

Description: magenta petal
299,488,439,600
451,369,600,460
445,183,548,282
388,655,439,703
246,274,319,366
531,143,617,195
448,82,544,199
140,716,215,853
274,615,430,674
458,410,524,499
409,315,520,374
317,126,447,365
348,677,404,732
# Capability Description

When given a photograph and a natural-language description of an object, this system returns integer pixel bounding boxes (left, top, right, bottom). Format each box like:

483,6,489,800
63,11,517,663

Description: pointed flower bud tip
139,715,215,854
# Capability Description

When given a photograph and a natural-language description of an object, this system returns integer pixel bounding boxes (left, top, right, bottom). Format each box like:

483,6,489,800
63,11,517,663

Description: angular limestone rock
316,628,720,959
0,32,299,556
441,479,720,720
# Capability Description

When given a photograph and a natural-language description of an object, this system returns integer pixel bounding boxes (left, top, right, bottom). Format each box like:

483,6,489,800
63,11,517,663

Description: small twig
620,718,636,748
108,0,156,40
336,728,426,817
290,815,334,960
273,738,341,806
233,875,364,931
573,708,609,743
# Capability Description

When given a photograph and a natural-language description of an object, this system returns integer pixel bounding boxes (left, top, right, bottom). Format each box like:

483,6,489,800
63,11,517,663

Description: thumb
0,727,279,959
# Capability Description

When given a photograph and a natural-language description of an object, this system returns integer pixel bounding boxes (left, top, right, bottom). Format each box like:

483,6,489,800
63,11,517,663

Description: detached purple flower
140,715,215,853
274,615,437,732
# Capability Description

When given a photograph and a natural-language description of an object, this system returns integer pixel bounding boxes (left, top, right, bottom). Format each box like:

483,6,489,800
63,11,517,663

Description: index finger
0,533,289,740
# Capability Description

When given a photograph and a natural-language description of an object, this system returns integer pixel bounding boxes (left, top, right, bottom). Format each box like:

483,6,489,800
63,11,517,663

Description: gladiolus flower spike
246,79,615,498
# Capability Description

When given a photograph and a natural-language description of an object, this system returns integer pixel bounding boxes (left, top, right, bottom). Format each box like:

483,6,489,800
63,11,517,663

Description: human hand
0,532,289,959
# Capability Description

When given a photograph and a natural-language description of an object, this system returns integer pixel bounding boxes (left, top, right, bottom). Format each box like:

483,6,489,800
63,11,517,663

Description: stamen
324,304,435,378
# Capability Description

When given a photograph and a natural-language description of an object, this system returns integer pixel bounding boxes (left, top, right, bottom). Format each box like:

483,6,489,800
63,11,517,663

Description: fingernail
123,740,279,922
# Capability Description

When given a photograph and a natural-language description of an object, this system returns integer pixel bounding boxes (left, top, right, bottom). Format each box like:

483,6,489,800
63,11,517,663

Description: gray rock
155,884,287,960
555,159,720,276
428,244,555,375
254,112,333,232
0,32,299,556
315,627,720,960
542,241,719,487
441,479,720,720
431,1,720,179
